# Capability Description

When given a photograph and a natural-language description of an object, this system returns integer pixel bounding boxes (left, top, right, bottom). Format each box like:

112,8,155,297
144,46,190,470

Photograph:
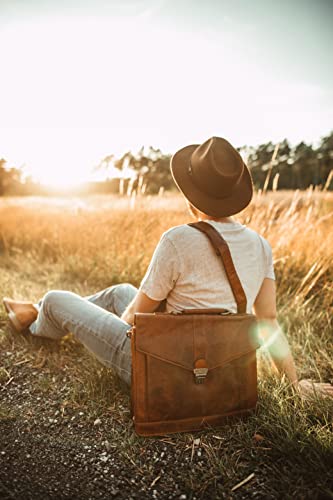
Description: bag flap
134,313,258,372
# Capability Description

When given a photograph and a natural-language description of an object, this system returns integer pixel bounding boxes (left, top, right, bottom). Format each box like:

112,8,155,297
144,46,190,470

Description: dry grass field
0,190,333,499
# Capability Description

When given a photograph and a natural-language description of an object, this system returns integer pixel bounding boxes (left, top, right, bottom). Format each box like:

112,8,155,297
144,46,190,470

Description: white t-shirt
139,220,275,314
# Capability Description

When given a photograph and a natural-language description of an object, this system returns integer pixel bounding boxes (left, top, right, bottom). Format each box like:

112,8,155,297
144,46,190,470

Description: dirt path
0,348,197,500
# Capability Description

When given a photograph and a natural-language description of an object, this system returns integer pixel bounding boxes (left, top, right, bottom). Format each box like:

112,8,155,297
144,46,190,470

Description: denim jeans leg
85,283,138,316
29,289,133,385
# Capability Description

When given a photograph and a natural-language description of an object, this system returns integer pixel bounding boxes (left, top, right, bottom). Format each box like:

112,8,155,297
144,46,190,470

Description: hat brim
170,144,253,217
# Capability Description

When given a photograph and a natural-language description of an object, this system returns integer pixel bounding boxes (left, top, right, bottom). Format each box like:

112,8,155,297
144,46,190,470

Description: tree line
1,131,332,196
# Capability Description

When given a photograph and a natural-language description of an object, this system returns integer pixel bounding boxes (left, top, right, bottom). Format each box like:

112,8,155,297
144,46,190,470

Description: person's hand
298,379,333,400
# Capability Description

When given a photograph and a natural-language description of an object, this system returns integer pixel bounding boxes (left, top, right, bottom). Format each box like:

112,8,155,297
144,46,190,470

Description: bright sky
0,0,332,186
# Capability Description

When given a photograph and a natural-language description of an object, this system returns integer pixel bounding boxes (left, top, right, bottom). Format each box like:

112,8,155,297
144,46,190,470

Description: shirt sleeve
139,233,181,301
261,237,275,280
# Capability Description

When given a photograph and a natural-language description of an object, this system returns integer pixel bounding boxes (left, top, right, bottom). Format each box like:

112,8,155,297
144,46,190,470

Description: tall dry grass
0,189,332,378
0,190,332,307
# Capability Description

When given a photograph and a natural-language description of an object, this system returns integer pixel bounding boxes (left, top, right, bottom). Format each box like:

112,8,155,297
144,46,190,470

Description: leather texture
130,221,259,436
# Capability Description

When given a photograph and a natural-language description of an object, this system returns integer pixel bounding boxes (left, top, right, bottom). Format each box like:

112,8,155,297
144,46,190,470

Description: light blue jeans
29,284,138,386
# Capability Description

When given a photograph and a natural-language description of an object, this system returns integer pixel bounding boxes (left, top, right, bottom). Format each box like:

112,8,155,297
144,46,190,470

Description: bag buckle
126,326,135,338
193,367,209,384
193,359,208,384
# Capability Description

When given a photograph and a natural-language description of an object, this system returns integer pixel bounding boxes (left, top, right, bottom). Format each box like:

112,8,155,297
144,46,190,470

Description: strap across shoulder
188,221,247,314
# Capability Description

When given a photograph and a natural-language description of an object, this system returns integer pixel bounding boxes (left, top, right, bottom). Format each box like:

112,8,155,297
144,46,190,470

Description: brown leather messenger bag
127,221,259,436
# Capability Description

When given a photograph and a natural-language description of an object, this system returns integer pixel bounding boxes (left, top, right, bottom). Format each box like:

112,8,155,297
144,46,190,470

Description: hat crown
190,137,244,198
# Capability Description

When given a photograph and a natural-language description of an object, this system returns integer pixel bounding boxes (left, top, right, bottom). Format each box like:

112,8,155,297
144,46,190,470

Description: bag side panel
132,350,149,422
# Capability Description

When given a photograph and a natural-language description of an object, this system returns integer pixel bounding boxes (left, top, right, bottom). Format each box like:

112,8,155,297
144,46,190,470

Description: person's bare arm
253,278,298,387
121,290,161,325
254,278,333,399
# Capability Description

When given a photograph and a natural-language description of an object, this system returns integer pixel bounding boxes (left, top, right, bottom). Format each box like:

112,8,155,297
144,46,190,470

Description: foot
2,298,38,333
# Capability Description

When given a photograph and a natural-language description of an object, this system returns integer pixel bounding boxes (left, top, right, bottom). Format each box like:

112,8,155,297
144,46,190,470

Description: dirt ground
0,356,198,500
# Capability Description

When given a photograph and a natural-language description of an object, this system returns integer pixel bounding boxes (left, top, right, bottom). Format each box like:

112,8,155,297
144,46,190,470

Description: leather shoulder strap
188,221,247,314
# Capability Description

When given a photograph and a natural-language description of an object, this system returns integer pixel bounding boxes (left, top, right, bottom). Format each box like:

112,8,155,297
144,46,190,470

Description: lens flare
255,320,290,360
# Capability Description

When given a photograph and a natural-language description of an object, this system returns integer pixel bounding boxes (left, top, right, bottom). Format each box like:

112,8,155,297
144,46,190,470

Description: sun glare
33,164,85,189
24,145,93,189
41,175,82,190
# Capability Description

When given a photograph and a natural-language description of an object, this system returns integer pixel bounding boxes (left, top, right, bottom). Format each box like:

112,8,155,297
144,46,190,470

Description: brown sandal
2,298,37,333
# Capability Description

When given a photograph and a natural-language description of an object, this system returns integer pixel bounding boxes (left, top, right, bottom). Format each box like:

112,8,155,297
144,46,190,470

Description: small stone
104,440,111,451
94,418,101,426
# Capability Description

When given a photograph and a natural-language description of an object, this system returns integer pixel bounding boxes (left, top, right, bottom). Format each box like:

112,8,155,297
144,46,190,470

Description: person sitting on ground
3,137,332,399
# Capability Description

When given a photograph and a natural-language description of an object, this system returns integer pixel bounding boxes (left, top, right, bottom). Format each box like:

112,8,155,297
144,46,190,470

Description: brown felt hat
170,137,253,217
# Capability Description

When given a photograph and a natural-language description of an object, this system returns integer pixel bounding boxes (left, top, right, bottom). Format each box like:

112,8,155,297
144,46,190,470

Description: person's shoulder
163,224,195,241
162,223,197,243
252,230,273,254
237,225,273,254
240,224,270,244
241,225,262,240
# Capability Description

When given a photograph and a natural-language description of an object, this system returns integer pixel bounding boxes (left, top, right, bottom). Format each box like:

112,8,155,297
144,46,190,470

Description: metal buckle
193,367,208,384
126,326,135,338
